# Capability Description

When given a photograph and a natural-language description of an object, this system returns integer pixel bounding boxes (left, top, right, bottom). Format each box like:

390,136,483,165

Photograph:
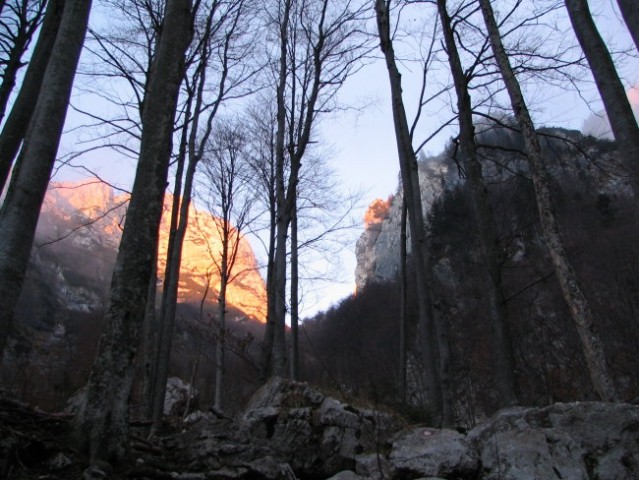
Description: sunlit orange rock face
39,179,267,322
156,195,267,322
364,196,392,228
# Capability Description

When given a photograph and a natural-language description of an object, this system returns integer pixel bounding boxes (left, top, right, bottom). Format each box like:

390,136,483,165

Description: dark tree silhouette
72,0,193,463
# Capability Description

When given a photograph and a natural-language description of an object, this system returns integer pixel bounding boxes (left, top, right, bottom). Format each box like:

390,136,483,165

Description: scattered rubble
2,382,639,479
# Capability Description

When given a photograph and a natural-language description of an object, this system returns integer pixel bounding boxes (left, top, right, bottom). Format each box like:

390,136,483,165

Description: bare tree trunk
0,0,90,360
140,254,158,418
260,205,277,380
617,0,639,52
290,194,299,380
259,138,277,381
437,0,517,407
565,0,639,197
0,0,64,195
399,195,407,406
149,156,197,429
480,0,618,403
271,206,290,377
269,0,292,378
150,0,246,423
375,0,451,426
72,0,192,463
214,239,229,409
146,119,188,421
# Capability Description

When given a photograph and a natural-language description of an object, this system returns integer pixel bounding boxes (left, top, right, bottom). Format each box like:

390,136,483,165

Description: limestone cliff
36,178,267,321
354,128,630,292
354,155,457,291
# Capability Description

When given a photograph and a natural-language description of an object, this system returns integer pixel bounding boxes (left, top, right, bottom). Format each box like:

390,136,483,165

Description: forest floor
0,394,190,480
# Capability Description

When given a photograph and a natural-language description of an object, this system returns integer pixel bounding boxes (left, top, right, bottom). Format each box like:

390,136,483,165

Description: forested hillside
304,126,639,426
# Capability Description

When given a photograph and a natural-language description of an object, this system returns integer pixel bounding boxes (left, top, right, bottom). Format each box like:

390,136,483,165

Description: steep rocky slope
355,156,457,291
342,127,639,420
1,179,267,410
355,128,629,291
36,179,267,320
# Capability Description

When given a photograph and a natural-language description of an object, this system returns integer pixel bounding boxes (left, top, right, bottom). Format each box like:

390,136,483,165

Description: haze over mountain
36,179,267,321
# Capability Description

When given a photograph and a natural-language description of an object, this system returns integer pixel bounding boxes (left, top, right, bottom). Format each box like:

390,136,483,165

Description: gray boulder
326,471,365,480
355,452,391,478
388,427,478,479
240,377,403,478
164,377,198,416
469,402,639,480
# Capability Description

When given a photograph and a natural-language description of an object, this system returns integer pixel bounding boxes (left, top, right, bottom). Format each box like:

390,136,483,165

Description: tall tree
289,190,300,379
479,0,618,402
0,0,91,360
436,0,517,407
398,194,407,404
0,0,62,194
72,0,193,463
268,0,293,378
375,0,452,425
245,100,279,381
565,0,639,197
617,0,639,52
262,0,368,378
148,0,257,429
82,0,166,422
200,119,255,410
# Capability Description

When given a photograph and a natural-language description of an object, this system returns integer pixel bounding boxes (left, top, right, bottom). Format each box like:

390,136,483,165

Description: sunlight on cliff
364,196,392,228
40,179,267,323
157,194,267,322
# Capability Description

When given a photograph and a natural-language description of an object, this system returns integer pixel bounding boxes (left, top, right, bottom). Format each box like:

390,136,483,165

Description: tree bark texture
480,0,619,403
140,249,159,418
565,0,639,197
617,0,639,52
289,194,299,380
0,0,64,193
399,195,407,405
437,0,517,407
146,119,188,419
260,204,277,379
150,156,196,427
268,0,293,378
214,236,229,410
0,0,90,360
72,0,192,463
375,0,452,426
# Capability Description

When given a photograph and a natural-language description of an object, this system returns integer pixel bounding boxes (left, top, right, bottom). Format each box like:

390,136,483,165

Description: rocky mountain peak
36,178,267,321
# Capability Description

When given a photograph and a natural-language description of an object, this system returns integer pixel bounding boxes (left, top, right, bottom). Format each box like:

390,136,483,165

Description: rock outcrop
146,386,639,480
354,128,632,292
37,179,267,321
2,383,639,480
354,157,456,291
468,402,639,480
110,377,405,479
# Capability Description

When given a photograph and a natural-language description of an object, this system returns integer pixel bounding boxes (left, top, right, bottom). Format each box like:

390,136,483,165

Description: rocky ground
2,378,639,479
